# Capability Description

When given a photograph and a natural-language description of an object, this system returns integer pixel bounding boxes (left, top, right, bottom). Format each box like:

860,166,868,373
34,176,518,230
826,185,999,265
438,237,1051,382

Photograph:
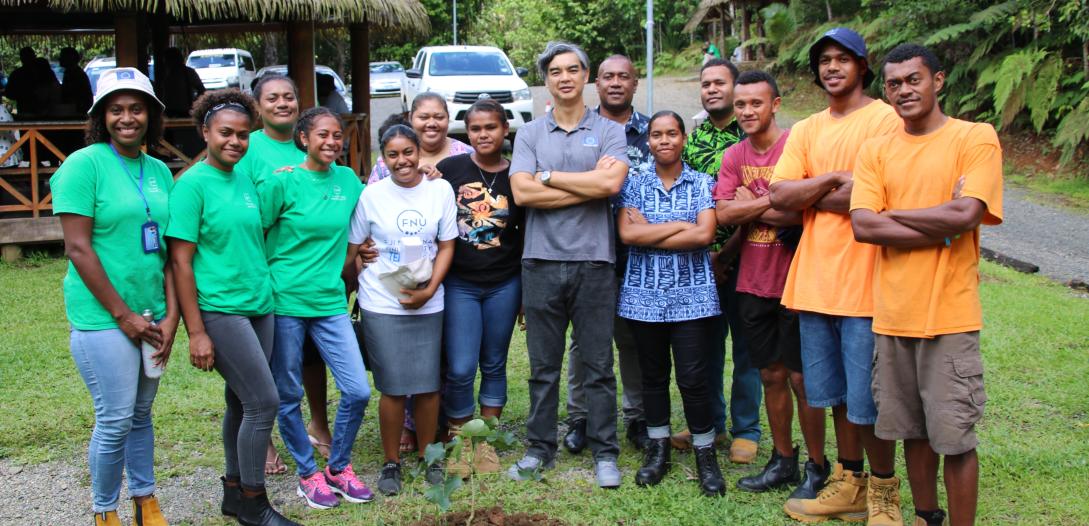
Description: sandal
307,434,332,460
399,426,417,454
264,445,287,475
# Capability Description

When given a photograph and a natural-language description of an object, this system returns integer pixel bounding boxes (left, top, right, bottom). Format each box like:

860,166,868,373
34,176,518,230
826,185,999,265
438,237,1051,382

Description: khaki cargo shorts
871,331,986,455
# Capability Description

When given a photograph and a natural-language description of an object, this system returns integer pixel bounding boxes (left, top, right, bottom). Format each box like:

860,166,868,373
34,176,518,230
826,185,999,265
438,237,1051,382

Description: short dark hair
735,70,780,98
411,92,449,115
648,110,686,135
883,44,943,76
85,91,164,147
700,58,739,83
293,107,344,151
379,124,419,154
191,88,258,132
253,74,298,100
465,98,508,126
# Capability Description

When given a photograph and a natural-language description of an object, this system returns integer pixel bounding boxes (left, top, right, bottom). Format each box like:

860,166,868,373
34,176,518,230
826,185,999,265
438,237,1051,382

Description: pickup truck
401,45,534,137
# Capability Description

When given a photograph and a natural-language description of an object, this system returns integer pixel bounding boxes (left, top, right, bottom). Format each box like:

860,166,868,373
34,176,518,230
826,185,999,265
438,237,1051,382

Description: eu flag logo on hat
117,70,135,80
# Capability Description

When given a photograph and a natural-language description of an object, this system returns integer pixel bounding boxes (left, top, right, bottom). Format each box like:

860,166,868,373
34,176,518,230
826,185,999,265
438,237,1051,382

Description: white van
186,48,257,92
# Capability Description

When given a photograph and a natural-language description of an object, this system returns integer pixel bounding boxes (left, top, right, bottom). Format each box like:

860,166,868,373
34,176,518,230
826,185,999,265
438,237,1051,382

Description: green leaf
1027,54,1063,132
483,416,500,430
924,23,975,46
460,418,490,438
1054,98,1089,165
424,441,446,466
993,49,1046,128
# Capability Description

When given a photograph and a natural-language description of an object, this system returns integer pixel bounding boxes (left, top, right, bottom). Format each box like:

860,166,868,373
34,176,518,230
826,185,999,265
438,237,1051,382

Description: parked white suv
186,48,256,92
402,46,533,136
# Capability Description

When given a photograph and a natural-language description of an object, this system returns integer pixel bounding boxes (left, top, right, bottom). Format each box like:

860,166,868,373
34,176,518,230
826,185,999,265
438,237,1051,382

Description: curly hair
190,89,258,132
293,107,344,151
84,91,164,147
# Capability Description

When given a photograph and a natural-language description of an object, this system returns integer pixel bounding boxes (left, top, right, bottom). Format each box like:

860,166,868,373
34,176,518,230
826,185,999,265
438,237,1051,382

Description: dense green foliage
761,0,1089,164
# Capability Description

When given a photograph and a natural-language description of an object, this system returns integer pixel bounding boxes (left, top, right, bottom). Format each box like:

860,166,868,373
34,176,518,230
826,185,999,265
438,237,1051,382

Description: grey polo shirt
510,107,628,263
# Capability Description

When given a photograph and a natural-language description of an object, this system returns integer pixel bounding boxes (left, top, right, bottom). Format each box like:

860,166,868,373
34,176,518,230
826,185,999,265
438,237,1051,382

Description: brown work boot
867,475,903,525
133,495,168,526
670,429,693,450
448,441,501,478
783,463,868,523
94,511,122,526
728,437,758,464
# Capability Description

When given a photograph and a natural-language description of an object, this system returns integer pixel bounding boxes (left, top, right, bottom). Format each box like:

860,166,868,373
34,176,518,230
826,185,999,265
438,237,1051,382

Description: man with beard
563,54,651,454
768,28,903,525
715,70,829,502
672,58,764,468
852,43,1001,526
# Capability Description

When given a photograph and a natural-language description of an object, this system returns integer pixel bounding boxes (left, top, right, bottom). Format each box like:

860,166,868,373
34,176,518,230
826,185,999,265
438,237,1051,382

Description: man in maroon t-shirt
715,71,829,501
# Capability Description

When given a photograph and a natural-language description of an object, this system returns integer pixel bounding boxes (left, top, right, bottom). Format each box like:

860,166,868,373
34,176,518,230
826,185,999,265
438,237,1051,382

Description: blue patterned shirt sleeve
618,165,642,210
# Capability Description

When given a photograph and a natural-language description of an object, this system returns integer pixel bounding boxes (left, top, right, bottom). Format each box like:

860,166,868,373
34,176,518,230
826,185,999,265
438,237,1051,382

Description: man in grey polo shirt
507,41,630,488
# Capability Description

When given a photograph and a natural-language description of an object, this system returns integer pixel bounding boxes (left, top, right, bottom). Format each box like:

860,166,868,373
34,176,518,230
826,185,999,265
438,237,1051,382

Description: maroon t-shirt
714,130,795,299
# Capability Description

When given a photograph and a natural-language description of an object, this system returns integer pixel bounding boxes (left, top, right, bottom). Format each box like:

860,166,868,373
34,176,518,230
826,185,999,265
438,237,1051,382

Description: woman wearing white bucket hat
51,67,175,526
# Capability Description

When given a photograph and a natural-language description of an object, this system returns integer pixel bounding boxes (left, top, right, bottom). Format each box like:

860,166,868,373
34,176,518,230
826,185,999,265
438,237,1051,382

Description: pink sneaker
324,464,374,503
297,471,339,509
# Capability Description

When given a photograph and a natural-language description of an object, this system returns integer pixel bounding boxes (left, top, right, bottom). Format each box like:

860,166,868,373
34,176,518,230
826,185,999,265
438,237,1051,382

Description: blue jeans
797,313,878,425
71,327,160,512
271,314,371,476
442,274,521,419
710,278,763,441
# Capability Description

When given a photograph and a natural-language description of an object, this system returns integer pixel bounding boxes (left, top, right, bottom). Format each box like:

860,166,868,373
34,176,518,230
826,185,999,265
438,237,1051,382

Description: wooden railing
0,113,370,225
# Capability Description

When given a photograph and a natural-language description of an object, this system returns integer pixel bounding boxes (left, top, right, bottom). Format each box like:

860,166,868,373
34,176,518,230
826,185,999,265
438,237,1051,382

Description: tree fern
1026,54,1062,132
1054,98,1089,164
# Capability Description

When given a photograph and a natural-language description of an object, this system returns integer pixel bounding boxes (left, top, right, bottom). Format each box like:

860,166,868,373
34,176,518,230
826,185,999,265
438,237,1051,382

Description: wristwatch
540,170,552,186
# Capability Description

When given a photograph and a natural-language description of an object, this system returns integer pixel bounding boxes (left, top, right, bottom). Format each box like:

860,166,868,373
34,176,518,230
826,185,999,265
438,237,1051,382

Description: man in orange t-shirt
768,28,903,525
852,44,1002,526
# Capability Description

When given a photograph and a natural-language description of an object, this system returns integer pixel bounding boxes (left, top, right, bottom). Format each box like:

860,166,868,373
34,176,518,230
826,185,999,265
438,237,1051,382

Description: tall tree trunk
1083,40,1088,77
264,32,279,67
756,19,766,61
825,0,833,21
741,4,752,61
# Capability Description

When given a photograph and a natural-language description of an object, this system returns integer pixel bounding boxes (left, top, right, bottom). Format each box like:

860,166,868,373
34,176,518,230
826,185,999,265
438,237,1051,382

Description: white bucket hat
89,67,166,114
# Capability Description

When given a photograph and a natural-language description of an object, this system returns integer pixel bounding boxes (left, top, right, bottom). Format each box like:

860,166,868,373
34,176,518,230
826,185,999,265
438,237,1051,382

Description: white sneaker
595,459,622,488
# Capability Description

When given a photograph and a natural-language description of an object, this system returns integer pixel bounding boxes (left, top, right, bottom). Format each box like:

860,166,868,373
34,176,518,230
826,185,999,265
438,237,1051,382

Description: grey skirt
360,309,443,396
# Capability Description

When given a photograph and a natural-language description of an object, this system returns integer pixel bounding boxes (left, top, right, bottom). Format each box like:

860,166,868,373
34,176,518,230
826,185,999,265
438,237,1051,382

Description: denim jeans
711,275,763,441
797,313,877,425
522,259,619,462
628,317,716,435
442,274,521,419
271,314,371,476
565,316,643,426
70,327,160,512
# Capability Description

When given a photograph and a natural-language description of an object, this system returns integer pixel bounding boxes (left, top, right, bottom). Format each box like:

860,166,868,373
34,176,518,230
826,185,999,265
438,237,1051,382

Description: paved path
981,186,1089,284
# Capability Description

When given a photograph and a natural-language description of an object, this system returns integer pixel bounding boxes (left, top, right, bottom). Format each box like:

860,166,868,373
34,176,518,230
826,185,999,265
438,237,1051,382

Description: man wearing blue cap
768,28,904,525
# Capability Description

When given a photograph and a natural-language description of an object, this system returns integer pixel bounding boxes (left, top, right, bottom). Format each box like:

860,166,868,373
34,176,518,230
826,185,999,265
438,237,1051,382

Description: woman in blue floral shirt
617,111,725,497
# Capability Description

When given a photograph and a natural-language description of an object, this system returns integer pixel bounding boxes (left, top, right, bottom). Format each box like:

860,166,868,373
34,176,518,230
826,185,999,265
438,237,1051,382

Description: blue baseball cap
808,27,875,90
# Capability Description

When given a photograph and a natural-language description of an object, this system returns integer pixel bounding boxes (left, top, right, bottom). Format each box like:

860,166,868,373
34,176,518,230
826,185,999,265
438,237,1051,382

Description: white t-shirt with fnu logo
349,176,458,315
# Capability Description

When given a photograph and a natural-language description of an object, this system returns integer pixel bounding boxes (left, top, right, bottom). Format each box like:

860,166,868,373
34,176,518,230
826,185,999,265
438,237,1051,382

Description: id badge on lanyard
110,145,160,254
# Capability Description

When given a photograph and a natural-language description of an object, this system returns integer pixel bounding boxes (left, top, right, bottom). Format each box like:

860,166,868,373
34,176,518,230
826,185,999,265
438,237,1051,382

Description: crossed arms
510,155,628,209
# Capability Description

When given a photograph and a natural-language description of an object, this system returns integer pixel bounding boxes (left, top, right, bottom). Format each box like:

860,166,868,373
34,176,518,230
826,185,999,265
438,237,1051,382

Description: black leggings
628,317,715,435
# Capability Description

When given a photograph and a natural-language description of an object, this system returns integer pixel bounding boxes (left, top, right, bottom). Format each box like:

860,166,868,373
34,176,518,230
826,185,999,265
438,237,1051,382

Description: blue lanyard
108,144,151,221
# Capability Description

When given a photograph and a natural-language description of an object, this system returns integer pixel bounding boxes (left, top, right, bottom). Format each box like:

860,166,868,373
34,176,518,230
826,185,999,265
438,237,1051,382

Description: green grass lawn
1,257,1087,525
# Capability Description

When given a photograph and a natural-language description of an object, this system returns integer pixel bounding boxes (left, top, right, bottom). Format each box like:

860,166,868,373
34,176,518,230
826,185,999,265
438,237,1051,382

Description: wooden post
350,21,371,176
287,21,317,110
115,12,140,68
150,13,170,93
741,3,752,62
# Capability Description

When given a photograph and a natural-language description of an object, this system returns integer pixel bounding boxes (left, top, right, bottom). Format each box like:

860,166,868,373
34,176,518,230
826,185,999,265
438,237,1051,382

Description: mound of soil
409,506,567,526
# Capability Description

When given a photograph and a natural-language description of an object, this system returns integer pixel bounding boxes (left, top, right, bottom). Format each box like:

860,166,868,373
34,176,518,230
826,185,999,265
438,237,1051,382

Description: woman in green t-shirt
166,90,299,526
257,107,372,509
51,67,175,526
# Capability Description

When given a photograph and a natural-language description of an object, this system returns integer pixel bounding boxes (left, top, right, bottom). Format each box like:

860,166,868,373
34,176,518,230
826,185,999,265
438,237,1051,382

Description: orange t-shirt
851,118,1003,338
769,100,901,317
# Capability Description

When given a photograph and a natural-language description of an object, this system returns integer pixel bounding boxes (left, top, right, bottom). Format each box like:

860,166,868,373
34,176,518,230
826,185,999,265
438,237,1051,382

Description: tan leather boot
94,511,122,526
783,462,868,523
867,475,904,526
728,437,758,464
132,495,168,526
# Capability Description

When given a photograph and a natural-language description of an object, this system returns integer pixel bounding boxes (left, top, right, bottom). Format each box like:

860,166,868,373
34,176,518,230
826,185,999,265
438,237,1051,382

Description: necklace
475,163,499,195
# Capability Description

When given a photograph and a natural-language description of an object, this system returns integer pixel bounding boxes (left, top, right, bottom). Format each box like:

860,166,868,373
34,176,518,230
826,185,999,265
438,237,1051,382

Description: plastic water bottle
141,309,164,379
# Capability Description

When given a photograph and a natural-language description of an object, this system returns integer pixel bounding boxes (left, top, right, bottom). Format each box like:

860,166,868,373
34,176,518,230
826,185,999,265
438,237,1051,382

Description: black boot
221,476,241,517
694,444,726,496
788,457,831,500
237,490,302,526
563,418,587,454
736,445,799,492
626,419,650,450
635,438,670,486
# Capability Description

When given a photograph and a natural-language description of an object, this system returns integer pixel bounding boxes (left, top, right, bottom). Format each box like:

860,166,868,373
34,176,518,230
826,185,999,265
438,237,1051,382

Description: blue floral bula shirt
617,162,722,323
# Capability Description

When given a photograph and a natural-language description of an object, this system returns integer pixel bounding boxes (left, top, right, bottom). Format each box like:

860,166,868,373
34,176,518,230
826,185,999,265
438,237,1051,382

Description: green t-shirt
50,143,174,330
257,164,364,317
165,162,274,316
235,129,303,187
